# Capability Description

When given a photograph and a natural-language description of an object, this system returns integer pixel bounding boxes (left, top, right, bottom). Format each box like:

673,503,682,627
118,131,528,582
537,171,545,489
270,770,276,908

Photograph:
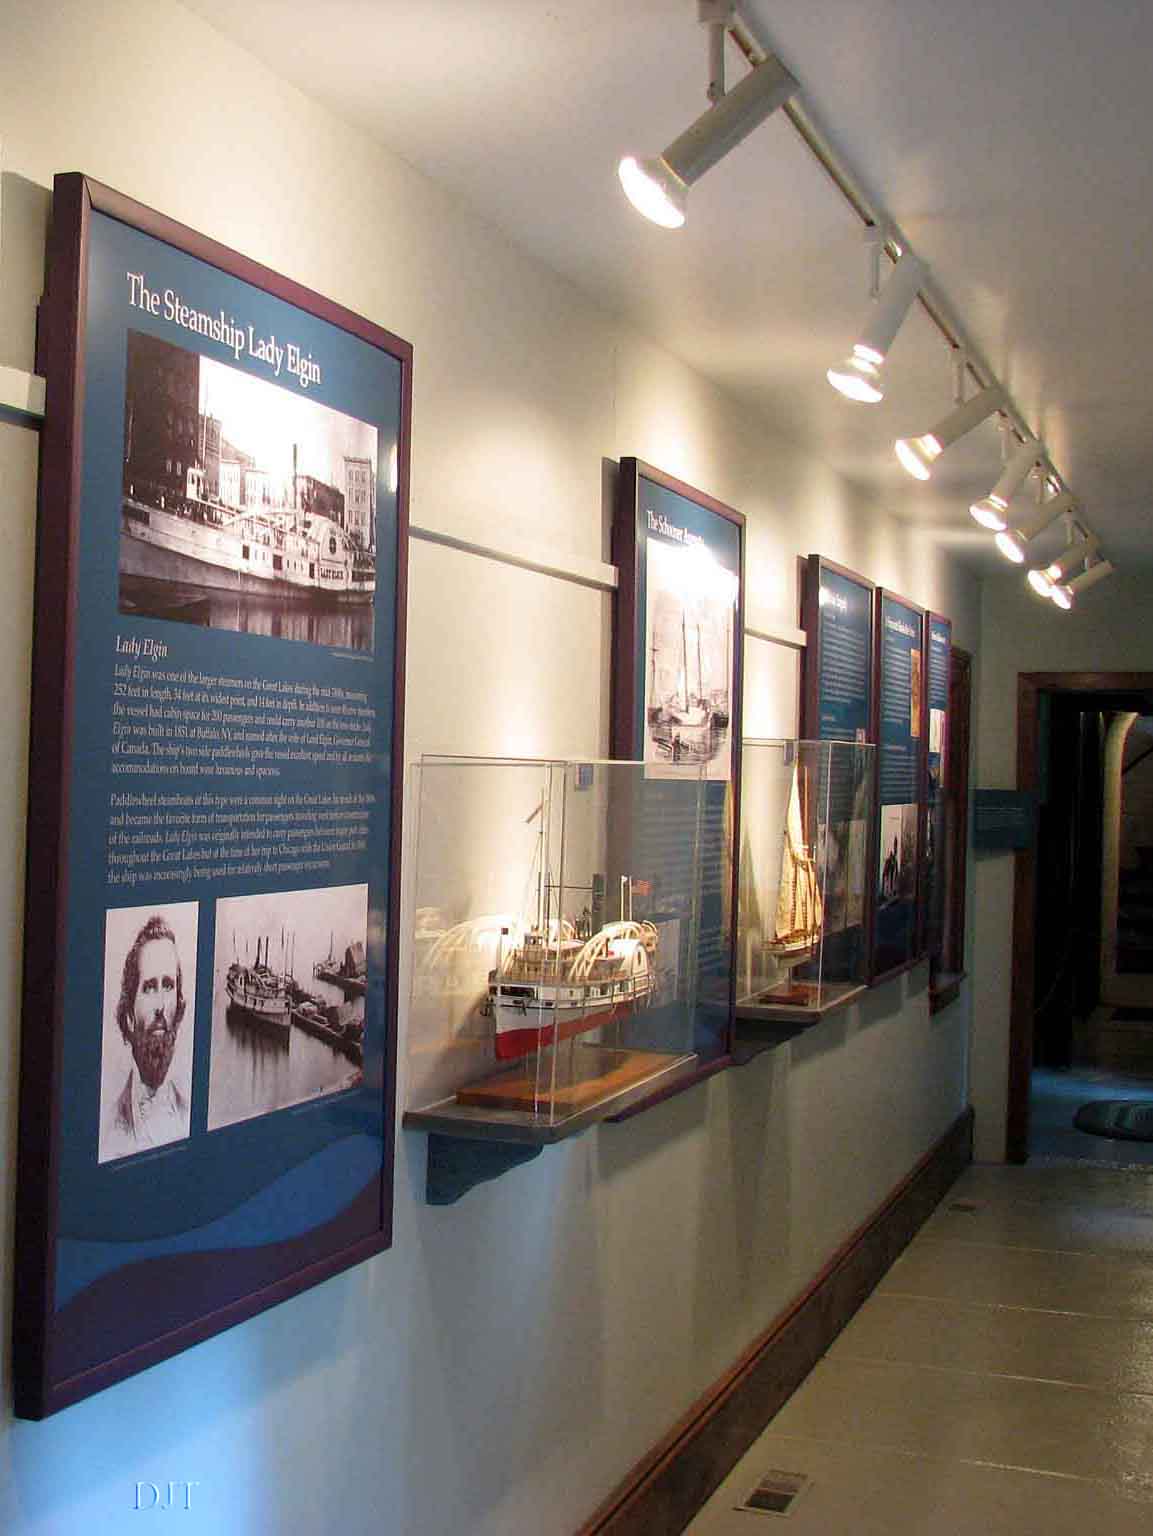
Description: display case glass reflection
406,756,711,1139
737,739,875,1021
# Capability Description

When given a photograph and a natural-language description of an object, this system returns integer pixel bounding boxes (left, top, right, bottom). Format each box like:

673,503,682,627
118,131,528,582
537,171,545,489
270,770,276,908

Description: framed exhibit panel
736,738,874,1024
922,612,952,978
405,756,708,1141
799,555,874,746
613,458,745,1066
870,588,927,982
14,174,411,1417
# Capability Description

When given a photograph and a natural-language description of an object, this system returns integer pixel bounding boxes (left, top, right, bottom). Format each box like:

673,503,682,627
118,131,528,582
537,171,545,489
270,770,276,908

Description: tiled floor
686,1157,1153,1534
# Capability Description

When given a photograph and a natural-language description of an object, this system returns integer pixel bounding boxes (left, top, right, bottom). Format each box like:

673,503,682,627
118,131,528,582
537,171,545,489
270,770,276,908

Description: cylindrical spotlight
1051,559,1115,609
894,385,1006,480
619,54,799,228
969,439,1043,531
994,492,1075,563
827,251,927,404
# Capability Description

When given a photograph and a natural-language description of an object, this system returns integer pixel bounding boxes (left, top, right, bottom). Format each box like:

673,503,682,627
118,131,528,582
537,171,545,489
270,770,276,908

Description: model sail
768,765,823,957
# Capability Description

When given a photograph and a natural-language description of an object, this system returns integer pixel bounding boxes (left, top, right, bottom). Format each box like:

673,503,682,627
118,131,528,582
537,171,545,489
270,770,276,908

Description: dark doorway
1009,674,1153,1162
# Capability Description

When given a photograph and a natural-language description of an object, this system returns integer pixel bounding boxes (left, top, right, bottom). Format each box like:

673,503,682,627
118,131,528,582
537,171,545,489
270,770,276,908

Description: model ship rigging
764,762,824,1001
482,806,660,1061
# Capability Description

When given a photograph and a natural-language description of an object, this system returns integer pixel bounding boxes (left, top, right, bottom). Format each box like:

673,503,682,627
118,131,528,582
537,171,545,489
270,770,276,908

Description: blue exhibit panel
873,592,923,977
48,209,402,1362
812,563,871,744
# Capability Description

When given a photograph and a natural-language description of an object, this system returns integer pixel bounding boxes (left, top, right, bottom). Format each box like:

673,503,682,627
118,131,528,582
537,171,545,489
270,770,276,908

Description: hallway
687,1160,1153,1533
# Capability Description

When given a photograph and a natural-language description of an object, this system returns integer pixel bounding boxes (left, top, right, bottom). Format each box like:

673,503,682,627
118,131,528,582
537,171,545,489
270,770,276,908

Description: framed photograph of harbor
613,459,744,1070
13,174,411,1418
208,884,367,1131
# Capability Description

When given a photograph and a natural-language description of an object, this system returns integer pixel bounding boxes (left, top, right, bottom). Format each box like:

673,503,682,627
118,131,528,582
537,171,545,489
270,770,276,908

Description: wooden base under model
456,1046,682,1114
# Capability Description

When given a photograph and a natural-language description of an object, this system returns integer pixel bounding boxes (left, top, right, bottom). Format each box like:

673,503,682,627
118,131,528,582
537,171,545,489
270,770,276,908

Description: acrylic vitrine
404,755,710,1142
736,738,875,1024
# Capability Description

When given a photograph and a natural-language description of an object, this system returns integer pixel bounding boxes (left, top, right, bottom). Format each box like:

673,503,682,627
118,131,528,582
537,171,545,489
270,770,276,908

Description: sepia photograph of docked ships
207,883,368,1131
120,331,380,651
644,535,738,780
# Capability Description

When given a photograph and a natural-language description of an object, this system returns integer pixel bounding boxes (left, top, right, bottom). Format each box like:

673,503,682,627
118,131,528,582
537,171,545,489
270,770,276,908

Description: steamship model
484,858,660,1061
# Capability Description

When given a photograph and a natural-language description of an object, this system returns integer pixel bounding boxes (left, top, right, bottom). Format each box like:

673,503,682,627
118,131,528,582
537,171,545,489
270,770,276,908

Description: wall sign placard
800,555,873,745
870,588,927,981
926,614,952,803
799,555,875,987
14,174,411,1417
613,458,744,1060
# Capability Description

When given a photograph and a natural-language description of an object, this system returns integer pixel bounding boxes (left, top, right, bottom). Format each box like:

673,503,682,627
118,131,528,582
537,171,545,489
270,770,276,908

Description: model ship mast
768,762,823,963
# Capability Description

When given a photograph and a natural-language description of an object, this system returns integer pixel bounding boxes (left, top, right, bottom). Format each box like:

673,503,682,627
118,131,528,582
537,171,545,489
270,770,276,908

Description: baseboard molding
578,1104,974,1536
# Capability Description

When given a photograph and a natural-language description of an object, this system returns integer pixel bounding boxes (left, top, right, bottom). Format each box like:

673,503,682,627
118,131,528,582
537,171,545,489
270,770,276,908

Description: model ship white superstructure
485,875,659,1061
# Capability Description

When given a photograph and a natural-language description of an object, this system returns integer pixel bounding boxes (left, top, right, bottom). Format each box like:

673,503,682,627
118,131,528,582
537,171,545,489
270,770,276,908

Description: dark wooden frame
919,612,951,961
929,645,970,1014
13,173,412,1417
799,554,875,743
612,457,745,1074
869,587,929,985
1007,671,1153,1161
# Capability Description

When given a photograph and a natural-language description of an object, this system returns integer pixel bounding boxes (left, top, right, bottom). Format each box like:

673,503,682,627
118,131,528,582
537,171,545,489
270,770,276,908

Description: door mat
1074,1099,1153,1141
1110,1007,1153,1023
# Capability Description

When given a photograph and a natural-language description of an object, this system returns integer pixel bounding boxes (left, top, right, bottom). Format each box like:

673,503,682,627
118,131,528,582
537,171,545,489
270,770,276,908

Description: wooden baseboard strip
577,1104,974,1536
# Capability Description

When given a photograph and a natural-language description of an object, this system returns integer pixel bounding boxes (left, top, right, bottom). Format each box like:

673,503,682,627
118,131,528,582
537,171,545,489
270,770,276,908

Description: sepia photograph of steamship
119,331,380,651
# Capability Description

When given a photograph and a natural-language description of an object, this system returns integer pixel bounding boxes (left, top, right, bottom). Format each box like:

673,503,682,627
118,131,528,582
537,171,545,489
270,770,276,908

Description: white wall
0,3,978,1532
971,570,1153,1158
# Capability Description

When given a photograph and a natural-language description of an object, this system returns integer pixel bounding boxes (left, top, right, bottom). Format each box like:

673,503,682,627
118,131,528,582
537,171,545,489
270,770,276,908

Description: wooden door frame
1008,671,1153,1161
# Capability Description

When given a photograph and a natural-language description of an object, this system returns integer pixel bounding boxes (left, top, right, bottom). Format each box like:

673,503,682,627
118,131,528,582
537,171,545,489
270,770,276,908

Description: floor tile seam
952,1198,1153,1218
909,1234,1153,1263
876,1287,1153,1325
822,1351,1153,1401
747,1429,1153,1494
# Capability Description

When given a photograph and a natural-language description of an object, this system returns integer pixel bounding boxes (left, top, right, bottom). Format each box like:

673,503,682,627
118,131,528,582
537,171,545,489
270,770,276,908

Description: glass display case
405,756,712,1142
737,738,875,1023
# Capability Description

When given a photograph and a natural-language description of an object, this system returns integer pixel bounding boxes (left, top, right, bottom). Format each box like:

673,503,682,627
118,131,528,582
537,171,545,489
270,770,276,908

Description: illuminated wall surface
0,3,1006,1532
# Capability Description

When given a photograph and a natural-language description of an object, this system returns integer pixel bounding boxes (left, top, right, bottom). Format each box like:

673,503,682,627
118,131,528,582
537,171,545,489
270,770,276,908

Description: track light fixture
969,438,1044,531
993,491,1074,564
894,384,1006,481
827,248,927,403
618,43,798,229
1049,558,1115,610
1026,530,1100,599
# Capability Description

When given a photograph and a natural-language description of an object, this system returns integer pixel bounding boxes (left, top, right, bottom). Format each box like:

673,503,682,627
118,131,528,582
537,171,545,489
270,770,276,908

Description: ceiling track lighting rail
722,6,1065,486
623,5,1111,601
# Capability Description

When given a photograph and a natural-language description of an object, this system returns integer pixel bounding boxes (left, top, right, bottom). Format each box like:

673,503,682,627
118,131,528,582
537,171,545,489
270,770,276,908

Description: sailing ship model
765,762,824,999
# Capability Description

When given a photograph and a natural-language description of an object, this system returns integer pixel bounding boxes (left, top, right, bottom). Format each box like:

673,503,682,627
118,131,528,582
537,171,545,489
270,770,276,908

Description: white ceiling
185,0,1153,572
